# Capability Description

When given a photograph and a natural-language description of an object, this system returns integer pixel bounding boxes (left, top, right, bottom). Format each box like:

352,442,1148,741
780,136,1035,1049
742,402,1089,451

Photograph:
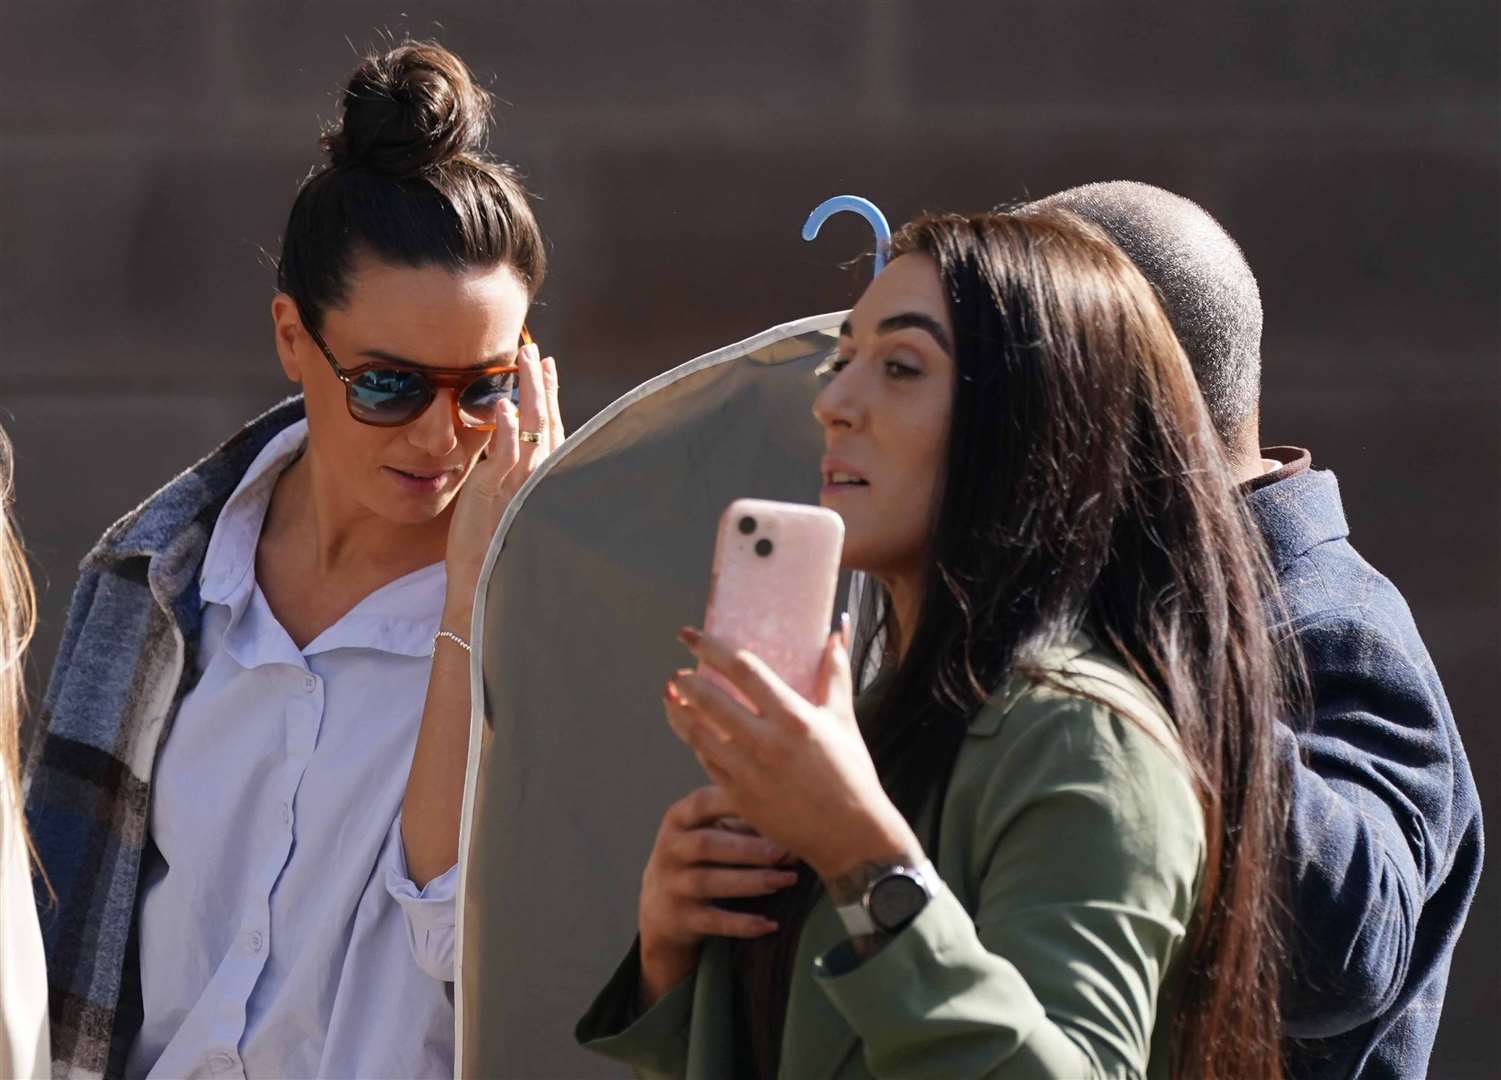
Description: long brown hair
0,426,38,864
739,210,1288,1079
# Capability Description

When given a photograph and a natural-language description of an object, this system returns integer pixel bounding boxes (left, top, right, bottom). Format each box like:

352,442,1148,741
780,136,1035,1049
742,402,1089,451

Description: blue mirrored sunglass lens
348,369,429,421
458,373,519,420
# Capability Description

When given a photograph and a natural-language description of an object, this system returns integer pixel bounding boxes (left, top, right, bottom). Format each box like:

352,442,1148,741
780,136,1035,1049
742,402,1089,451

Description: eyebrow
838,312,953,356
357,348,517,372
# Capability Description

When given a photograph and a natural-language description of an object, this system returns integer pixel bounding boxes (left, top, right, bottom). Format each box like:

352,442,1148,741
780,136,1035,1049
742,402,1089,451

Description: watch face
869,872,929,933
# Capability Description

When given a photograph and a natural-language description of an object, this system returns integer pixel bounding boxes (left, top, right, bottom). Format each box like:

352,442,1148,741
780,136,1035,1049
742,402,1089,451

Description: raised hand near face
444,342,564,592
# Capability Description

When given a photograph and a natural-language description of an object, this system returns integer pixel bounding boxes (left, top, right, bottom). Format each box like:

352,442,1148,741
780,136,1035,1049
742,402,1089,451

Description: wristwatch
833,859,938,938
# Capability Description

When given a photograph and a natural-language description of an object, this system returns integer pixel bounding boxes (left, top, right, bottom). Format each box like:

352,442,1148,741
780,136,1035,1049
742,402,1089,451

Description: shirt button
210,1051,235,1072
303,674,317,693
248,930,264,953
281,802,293,827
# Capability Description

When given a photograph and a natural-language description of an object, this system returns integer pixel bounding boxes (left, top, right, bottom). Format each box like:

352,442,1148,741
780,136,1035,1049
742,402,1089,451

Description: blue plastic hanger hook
802,195,892,276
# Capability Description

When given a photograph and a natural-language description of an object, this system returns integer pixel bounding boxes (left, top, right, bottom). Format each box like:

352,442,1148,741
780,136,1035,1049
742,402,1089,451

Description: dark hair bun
322,41,491,177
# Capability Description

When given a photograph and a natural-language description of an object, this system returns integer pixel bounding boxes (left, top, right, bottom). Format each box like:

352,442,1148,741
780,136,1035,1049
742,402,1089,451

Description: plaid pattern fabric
23,398,306,1079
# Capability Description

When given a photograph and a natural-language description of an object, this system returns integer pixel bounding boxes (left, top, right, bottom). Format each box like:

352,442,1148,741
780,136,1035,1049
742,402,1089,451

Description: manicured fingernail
524,343,540,361
678,627,701,648
839,611,851,649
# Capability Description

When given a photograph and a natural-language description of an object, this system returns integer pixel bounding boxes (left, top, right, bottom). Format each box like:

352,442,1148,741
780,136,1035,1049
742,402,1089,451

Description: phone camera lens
739,516,757,535
755,539,773,557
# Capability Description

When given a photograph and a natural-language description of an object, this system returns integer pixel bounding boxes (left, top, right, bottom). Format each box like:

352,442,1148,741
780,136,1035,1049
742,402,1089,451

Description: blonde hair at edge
0,428,36,838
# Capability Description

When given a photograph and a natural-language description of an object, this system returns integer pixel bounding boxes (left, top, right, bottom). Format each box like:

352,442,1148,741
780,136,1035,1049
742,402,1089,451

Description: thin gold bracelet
434,629,472,654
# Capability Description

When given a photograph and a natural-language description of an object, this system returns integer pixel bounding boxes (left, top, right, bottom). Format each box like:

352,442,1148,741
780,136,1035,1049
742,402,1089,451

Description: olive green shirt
577,636,1205,1078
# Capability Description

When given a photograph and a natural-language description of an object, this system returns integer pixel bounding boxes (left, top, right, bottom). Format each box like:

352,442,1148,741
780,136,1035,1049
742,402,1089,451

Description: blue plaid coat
23,399,305,1079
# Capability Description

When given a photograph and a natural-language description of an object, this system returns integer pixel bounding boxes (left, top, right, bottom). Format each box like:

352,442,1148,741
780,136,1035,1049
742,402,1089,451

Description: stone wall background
3,3,1496,1072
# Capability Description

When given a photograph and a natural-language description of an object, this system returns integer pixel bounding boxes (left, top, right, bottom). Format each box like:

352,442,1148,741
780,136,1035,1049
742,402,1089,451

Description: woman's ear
271,293,305,384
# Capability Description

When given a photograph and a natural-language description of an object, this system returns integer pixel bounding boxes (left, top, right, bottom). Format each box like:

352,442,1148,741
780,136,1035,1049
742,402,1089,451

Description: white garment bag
455,311,851,1077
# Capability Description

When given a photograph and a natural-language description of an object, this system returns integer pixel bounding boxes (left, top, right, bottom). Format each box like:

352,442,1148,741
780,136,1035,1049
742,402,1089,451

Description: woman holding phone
25,42,560,1077
578,211,1290,1078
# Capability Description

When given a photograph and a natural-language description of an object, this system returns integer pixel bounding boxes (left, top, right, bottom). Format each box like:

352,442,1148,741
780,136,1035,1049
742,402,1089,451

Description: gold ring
519,430,544,444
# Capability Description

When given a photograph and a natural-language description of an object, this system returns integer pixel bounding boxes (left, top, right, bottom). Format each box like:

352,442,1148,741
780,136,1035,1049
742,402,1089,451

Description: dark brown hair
277,40,546,331
740,210,1288,1080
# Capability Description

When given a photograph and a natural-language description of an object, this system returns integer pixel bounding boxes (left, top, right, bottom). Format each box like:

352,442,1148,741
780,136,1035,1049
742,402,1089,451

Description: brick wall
3,2,1496,1071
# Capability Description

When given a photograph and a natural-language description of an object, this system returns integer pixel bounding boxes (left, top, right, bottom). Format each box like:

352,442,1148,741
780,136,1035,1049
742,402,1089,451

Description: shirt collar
199,419,310,613
301,562,446,659
196,418,447,662
1240,446,1312,494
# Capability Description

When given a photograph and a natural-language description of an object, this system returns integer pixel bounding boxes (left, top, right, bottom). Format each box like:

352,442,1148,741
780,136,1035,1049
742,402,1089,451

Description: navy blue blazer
1248,463,1483,1079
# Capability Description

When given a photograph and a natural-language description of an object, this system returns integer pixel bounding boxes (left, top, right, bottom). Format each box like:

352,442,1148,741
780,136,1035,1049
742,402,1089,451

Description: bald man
1027,182,1481,1080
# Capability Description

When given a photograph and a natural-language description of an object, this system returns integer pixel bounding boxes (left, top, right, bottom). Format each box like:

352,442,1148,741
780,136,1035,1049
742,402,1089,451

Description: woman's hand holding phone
664,628,923,887
637,786,798,1010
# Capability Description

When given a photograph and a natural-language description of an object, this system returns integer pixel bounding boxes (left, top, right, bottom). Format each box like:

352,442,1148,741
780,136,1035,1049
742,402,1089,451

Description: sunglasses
305,321,535,430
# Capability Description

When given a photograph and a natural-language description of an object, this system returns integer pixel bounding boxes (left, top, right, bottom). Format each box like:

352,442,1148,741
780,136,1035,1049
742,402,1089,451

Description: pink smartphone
700,498,845,702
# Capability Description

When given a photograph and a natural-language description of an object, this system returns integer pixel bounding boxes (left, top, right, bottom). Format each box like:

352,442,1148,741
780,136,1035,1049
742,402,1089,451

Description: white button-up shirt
126,419,459,1079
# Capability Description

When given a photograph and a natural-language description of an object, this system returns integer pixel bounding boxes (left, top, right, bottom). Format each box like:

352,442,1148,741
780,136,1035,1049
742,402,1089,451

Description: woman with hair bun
25,41,558,1078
